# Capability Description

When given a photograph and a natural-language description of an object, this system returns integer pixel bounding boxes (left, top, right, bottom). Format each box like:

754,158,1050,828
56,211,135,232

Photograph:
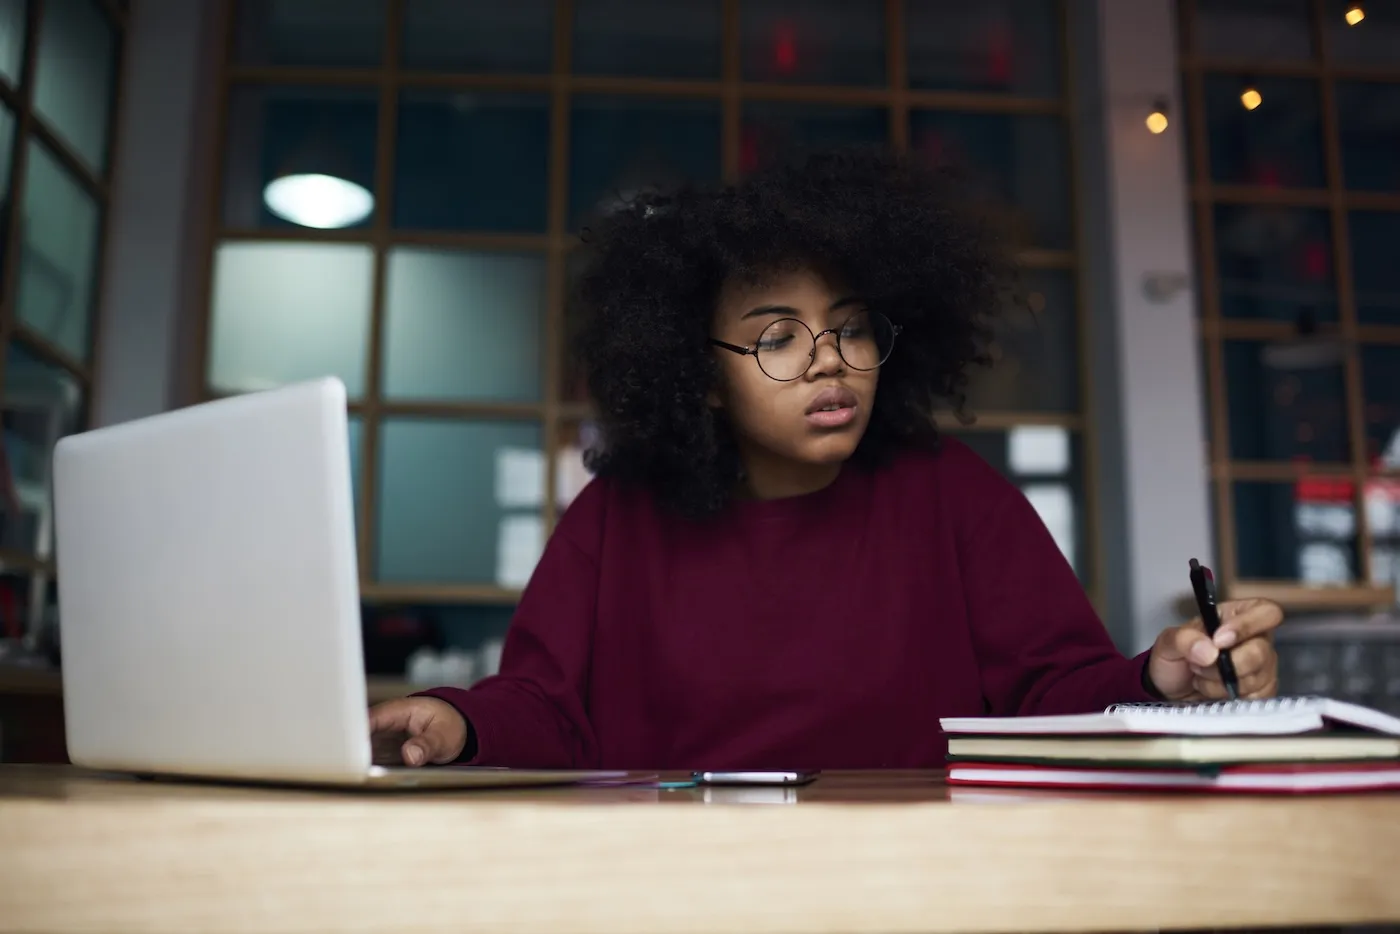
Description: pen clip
1188,558,1221,625
1201,565,1217,603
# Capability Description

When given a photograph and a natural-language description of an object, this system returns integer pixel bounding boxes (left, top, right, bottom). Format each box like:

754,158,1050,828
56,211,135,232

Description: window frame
200,0,1100,609
1180,0,1400,609
0,0,127,583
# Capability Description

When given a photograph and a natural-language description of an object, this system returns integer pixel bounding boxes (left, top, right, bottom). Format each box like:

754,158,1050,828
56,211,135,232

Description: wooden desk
2,766,1399,934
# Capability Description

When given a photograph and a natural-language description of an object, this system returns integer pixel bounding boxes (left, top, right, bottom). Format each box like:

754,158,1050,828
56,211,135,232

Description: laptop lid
53,377,371,782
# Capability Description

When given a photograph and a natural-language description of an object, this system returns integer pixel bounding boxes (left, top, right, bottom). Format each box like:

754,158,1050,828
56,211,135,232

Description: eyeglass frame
708,311,902,382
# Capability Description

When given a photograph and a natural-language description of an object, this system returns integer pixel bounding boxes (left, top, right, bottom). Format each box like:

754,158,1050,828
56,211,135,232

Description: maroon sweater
419,440,1156,769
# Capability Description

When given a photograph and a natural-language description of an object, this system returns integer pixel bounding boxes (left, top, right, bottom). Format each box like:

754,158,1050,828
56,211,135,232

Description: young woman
370,149,1281,770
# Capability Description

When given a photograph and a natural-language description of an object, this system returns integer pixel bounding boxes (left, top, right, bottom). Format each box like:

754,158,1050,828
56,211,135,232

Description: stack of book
939,697,1400,793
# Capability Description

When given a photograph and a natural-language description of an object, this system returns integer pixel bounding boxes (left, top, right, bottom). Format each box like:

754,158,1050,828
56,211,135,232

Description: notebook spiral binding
1104,696,1321,716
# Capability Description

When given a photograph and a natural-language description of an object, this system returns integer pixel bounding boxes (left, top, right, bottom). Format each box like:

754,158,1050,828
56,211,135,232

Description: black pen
1188,558,1239,700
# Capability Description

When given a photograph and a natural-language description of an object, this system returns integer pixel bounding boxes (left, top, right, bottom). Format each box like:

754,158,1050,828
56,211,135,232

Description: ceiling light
263,173,374,229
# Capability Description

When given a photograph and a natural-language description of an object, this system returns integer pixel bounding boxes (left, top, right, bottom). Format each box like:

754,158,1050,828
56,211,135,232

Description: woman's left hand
1146,598,1283,701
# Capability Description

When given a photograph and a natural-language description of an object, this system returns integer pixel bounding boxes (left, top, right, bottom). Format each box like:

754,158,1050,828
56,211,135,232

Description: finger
1191,674,1226,699
1164,625,1220,667
1193,669,1275,700
401,729,458,767
1241,673,1279,700
401,739,430,767
1189,662,1222,683
1225,638,1271,678
401,703,458,766
1214,599,1284,648
367,699,415,735
371,699,453,766
1194,639,1271,678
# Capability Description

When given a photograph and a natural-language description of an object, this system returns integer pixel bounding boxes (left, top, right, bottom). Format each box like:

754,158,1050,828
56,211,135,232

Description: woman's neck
736,446,843,501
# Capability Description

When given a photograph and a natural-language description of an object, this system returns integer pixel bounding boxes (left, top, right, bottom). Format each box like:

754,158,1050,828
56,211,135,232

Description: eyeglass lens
753,311,896,381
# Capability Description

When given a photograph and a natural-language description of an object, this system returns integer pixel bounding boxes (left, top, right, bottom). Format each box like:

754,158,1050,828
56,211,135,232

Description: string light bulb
1145,99,1169,134
1345,3,1365,25
1241,86,1263,110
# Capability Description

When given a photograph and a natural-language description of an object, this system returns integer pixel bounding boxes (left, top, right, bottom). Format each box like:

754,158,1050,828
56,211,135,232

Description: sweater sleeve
412,484,605,769
954,454,1159,716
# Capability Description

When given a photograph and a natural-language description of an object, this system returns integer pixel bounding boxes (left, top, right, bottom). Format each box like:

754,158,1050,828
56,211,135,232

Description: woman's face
709,268,881,490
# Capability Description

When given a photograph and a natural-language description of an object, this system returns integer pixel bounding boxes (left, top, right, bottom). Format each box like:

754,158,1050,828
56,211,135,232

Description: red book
946,760,1400,794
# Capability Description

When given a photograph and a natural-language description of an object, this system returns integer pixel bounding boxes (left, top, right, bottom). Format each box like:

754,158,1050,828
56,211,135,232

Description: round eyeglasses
710,311,901,382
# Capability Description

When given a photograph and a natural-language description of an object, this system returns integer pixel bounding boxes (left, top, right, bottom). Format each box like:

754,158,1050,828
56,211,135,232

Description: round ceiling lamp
263,172,374,229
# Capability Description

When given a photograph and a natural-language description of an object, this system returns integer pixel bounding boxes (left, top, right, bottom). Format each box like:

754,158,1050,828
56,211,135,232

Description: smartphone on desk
691,770,819,786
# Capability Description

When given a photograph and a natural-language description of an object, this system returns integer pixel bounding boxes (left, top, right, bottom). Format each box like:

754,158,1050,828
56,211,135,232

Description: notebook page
1105,696,1400,737
938,708,1324,736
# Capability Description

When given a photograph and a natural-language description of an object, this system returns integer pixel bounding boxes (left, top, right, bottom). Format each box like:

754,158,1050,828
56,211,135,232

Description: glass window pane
383,248,545,403
905,0,1060,96
740,0,885,86
574,0,720,79
1363,345,1400,470
1195,0,1314,60
741,103,887,172
949,427,1087,581
569,96,721,230
33,0,117,173
376,419,544,585
1214,205,1337,323
18,141,100,362
1204,75,1325,188
222,86,379,230
402,0,553,73
1350,212,1400,327
0,341,84,555
1336,82,1400,194
233,0,385,67
1223,338,1349,463
207,241,374,397
395,91,549,232
1325,0,1400,65
965,269,1079,413
1233,480,1358,584
910,111,1071,250
0,0,25,86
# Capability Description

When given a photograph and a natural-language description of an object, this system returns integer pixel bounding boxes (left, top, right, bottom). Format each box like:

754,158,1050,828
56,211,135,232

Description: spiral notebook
939,696,1400,738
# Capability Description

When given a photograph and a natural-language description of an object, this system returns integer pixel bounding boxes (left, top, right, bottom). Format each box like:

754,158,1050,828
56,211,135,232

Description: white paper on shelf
495,447,544,509
496,513,544,588
1008,425,1069,476
1021,483,1076,573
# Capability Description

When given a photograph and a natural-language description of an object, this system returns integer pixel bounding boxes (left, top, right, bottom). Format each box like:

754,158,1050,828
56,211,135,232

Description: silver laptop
52,377,622,789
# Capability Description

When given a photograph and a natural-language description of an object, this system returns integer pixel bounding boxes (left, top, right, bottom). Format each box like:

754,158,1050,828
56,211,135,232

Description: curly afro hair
572,146,1022,518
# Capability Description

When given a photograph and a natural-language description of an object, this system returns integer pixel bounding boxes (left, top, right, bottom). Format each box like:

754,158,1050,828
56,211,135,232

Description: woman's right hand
368,696,469,766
